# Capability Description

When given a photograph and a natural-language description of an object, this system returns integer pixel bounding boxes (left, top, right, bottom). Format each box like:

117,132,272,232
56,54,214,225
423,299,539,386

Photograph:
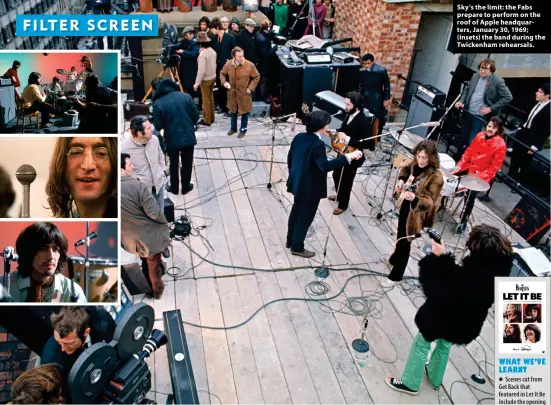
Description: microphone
421,121,440,127
1,247,18,262
75,232,97,247
15,164,37,218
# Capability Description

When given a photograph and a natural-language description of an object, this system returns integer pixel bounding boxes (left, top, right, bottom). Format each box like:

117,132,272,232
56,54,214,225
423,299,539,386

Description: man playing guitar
328,91,376,215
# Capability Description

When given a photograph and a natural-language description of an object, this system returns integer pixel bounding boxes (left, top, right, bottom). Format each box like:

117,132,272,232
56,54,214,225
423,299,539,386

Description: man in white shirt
508,83,550,185
121,115,166,209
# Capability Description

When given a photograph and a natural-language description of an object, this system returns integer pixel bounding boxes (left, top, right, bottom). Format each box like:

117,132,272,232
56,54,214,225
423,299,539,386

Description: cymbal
56,68,69,75
459,175,490,192
391,128,425,150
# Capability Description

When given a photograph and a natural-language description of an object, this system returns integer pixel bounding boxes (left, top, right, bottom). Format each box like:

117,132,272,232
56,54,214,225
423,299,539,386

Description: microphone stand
84,221,90,299
286,0,309,40
426,93,462,144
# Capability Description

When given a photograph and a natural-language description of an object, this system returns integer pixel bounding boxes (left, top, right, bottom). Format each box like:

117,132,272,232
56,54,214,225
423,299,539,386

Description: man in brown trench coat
220,46,261,138
121,153,170,299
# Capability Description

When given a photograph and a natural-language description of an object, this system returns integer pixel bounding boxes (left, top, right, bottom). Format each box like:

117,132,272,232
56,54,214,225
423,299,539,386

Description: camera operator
10,364,64,404
41,307,116,393
386,224,512,395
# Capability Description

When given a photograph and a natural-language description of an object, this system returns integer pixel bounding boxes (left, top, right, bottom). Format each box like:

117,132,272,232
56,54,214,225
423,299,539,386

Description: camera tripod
142,64,184,102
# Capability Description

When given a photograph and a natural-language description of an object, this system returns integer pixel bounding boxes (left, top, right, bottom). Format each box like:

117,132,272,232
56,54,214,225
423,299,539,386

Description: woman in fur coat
382,139,444,287
386,224,512,395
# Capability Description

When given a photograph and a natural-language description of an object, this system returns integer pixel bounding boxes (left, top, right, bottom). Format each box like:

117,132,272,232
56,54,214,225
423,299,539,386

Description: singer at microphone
9,222,86,303
386,224,512,396
380,140,443,288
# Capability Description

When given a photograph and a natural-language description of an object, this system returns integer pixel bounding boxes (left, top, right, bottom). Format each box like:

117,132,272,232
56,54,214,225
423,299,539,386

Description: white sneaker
381,278,398,288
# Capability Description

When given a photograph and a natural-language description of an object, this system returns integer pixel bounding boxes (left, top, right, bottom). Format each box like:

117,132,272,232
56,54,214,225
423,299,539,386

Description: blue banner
16,14,158,36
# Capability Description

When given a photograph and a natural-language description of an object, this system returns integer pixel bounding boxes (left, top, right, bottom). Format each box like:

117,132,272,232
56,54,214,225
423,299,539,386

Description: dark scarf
26,275,55,303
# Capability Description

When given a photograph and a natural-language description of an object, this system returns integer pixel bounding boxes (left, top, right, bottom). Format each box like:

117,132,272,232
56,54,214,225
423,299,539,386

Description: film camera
157,23,181,68
68,303,166,404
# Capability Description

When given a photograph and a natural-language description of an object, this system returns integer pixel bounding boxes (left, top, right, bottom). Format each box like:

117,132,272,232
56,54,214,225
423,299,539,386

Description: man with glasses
121,116,166,209
455,59,512,146
46,137,117,218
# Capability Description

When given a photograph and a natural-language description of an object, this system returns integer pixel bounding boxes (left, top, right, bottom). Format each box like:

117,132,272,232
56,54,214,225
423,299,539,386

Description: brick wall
0,327,31,403
333,0,423,118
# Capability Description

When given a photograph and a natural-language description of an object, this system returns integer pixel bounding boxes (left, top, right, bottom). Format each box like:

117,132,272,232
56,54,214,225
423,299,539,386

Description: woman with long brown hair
382,139,444,287
46,137,117,218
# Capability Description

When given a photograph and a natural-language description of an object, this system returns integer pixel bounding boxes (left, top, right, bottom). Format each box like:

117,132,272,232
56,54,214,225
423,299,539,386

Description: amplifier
0,77,13,86
302,52,332,65
416,84,446,107
250,101,270,118
333,54,354,64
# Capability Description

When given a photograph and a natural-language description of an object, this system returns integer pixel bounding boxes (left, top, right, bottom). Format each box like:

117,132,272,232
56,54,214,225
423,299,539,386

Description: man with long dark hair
286,110,363,258
73,74,118,134
386,224,512,395
331,91,376,215
21,72,55,128
382,140,443,287
504,324,521,343
9,222,86,303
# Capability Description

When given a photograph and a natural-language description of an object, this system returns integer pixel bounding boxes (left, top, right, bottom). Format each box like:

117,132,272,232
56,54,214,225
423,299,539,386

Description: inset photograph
503,303,522,323
0,51,119,134
0,221,118,303
523,303,542,323
523,324,541,344
503,323,522,344
0,137,117,219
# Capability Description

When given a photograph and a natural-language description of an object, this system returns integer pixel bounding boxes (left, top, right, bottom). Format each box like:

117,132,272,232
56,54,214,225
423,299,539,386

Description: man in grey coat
121,153,170,299
455,58,513,144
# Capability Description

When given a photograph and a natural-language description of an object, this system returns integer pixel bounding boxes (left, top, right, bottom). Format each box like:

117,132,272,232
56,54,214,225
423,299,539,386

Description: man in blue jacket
152,78,199,195
286,110,363,258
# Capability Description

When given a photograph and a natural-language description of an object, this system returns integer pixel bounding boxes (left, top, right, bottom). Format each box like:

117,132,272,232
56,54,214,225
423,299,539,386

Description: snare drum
441,177,459,197
64,256,119,302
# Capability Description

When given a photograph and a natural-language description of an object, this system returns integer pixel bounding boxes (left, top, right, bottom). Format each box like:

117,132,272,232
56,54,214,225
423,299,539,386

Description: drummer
452,116,507,234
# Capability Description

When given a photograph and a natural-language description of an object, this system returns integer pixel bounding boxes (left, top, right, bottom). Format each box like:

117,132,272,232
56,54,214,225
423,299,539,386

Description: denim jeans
230,112,249,133
152,184,165,211
463,111,487,143
401,332,452,391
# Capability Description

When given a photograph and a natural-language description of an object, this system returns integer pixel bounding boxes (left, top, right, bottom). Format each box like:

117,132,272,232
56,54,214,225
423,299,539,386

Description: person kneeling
286,110,363,258
386,224,512,395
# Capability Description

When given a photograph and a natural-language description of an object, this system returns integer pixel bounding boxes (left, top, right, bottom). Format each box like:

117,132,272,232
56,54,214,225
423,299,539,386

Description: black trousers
167,146,194,193
388,201,412,281
332,165,358,210
215,66,228,113
508,140,534,182
460,190,479,225
24,102,54,125
286,198,320,251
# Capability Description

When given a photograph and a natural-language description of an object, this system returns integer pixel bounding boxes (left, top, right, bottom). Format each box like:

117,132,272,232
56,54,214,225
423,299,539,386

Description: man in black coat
386,224,512,395
152,78,199,195
286,110,363,258
358,53,391,134
235,18,257,64
41,306,116,391
176,26,200,97
254,20,276,101
331,91,376,214
211,18,236,115
508,83,550,185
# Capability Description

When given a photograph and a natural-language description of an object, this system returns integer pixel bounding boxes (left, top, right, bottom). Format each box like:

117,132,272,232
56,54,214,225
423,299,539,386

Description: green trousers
401,332,452,391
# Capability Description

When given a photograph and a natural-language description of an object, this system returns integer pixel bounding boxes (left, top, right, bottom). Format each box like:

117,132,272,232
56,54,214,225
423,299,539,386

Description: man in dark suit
176,26,200,97
286,110,363,258
41,306,116,389
235,18,258,64
358,53,391,134
330,91,376,215
211,18,236,116
508,83,550,186
455,59,513,145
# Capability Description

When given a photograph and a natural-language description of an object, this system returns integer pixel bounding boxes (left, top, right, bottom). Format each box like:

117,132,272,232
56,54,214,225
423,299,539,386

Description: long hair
28,72,41,85
467,224,512,274
525,304,541,323
524,324,541,343
504,324,521,343
412,140,440,170
11,364,64,404
45,137,118,218
504,303,522,322
15,222,68,278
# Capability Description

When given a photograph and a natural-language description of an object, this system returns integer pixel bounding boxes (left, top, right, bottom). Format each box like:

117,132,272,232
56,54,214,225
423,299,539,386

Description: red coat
454,132,507,184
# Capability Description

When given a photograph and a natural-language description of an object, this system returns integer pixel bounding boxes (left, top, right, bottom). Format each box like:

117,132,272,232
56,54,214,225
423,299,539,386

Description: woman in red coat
452,116,507,234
